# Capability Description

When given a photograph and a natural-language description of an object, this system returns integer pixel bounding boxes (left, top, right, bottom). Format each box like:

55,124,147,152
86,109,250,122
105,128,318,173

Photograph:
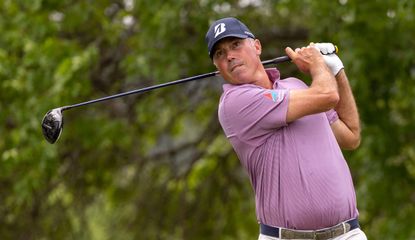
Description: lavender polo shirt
218,68,358,230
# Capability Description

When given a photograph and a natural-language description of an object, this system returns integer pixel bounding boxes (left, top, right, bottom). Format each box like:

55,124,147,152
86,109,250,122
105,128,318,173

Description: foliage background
1,0,414,239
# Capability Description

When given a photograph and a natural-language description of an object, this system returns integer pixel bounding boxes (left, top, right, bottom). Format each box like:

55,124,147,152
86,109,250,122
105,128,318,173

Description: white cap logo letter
214,23,226,38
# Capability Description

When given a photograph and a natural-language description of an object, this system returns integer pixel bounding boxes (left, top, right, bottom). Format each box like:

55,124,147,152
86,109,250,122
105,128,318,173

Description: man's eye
214,50,223,58
232,41,241,48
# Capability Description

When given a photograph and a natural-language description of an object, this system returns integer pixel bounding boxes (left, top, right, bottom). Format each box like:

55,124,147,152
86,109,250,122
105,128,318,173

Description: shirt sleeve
219,85,289,146
325,109,339,124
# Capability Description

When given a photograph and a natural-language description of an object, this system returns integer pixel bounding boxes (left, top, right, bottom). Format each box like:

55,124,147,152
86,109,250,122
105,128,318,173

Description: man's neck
252,65,273,89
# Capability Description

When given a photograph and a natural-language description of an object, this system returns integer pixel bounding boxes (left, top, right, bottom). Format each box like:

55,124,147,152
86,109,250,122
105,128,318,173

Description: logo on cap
214,23,226,38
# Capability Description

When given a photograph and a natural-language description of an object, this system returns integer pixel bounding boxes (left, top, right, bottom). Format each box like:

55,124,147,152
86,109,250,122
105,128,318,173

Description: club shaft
62,56,290,111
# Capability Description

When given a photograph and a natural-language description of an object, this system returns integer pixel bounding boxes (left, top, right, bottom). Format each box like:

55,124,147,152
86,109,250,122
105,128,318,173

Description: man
205,17,367,240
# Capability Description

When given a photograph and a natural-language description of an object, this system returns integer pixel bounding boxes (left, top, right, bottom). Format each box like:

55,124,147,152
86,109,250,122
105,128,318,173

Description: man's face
212,37,262,85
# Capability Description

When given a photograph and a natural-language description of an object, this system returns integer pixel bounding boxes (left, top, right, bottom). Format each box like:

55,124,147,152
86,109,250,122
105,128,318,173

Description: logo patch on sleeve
264,90,284,103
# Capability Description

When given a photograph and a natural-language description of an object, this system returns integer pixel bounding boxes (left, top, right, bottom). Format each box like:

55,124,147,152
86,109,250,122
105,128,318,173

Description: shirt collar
265,68,281,86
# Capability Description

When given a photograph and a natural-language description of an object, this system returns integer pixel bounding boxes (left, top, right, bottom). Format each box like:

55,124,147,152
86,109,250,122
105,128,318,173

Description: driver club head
42,108,64,144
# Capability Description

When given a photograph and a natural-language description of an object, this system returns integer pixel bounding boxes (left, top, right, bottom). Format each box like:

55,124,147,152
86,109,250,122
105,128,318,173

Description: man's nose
226,50,237,61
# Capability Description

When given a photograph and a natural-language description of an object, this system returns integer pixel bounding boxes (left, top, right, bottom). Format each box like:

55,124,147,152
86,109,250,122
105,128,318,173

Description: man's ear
213,61,218,69
254,39,262,55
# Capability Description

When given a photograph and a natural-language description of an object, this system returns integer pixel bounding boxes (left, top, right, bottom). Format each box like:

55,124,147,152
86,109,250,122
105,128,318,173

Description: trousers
258,228,367,240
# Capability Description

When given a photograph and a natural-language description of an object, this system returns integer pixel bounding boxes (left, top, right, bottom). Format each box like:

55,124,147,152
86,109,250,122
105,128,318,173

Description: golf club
42,44,338,144
41,56,289,144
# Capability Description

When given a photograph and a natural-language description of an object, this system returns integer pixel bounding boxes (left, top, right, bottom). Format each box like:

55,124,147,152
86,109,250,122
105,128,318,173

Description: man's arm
285,46,339,123
330,70,361,150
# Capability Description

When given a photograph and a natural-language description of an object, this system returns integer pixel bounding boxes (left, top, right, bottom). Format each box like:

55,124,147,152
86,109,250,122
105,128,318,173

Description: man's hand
313,43,344,76
285,44,328,76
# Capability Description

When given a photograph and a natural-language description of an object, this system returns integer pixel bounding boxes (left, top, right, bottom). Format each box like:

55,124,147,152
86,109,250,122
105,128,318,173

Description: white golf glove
314,42,344,76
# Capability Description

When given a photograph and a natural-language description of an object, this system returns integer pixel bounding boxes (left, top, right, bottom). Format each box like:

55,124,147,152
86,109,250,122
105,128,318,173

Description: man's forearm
308,59,340,111
334,70,361,138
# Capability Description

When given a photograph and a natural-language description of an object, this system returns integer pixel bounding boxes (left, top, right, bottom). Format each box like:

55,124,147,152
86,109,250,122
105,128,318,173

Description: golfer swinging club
205,17,367,239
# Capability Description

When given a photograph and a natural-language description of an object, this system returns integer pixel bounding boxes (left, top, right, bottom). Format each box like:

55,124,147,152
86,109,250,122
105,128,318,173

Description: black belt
260,218,359,240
